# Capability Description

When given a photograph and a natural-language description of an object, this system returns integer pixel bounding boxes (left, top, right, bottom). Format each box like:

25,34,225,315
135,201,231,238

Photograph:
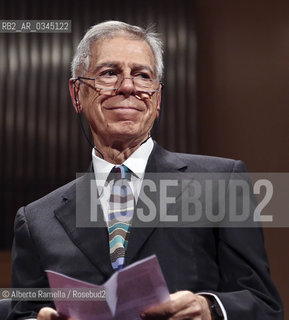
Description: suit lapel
125,143,188,266
54,172,114,279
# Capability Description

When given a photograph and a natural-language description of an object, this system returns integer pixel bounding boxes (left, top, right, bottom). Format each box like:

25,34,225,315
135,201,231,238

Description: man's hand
37,307,59,320
37,307,77,320
140,291,212,320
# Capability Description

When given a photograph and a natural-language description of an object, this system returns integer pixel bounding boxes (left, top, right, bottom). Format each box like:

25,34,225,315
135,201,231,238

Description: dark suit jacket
7,143,283,319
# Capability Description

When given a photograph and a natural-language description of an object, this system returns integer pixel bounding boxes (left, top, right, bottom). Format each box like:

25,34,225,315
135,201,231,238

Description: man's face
71,36,161,148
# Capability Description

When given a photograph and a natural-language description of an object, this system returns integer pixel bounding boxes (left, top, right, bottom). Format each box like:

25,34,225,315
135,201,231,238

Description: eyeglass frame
72,76,163,97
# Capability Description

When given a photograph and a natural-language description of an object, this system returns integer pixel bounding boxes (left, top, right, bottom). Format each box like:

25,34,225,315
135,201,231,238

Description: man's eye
135,73,151,80
100,70,117,77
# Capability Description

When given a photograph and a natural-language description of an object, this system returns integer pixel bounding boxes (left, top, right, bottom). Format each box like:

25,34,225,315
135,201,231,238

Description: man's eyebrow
91,62,155,75
132,64,154,75
92,62,119,74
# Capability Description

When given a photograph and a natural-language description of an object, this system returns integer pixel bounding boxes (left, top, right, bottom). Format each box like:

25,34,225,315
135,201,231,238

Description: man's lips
103,106,143,111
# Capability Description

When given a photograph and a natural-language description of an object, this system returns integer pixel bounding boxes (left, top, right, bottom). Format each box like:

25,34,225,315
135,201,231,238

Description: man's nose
115,77,136,97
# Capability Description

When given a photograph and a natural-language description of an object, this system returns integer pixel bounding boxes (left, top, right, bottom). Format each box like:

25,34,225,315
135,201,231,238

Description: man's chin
107,124,147,142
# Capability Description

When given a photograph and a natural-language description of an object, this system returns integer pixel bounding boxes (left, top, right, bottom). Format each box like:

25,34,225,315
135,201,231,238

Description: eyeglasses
73,75,162,98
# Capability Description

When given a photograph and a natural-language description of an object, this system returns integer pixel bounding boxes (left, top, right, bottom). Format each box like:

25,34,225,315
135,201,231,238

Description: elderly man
7,21,282,320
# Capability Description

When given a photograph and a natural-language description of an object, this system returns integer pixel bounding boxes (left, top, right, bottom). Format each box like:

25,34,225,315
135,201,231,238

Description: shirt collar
92,137,154,184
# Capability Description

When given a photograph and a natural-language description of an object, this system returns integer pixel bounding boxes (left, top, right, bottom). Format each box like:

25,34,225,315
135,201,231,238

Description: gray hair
71,21,164,80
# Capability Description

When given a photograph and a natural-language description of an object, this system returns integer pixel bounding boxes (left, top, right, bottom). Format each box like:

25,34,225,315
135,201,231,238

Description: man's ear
69,78,82,114
156,85,162,117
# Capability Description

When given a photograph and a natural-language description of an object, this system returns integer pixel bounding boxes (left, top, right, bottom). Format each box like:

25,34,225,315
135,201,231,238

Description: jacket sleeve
7,206,54,320
212,160,284,320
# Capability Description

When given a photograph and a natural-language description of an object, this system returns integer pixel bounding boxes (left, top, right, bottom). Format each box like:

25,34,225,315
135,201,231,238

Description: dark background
0,0,288,317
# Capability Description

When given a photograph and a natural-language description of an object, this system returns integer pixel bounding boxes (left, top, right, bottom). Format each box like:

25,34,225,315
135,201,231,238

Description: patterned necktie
108,165,134,271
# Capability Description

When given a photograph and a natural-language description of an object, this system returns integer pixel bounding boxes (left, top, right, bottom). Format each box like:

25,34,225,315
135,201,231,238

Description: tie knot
109,165,132,181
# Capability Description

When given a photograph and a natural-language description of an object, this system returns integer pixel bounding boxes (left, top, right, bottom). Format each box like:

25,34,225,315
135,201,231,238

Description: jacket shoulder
152,143,246,172
20,176,84,219
174,152,245,172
